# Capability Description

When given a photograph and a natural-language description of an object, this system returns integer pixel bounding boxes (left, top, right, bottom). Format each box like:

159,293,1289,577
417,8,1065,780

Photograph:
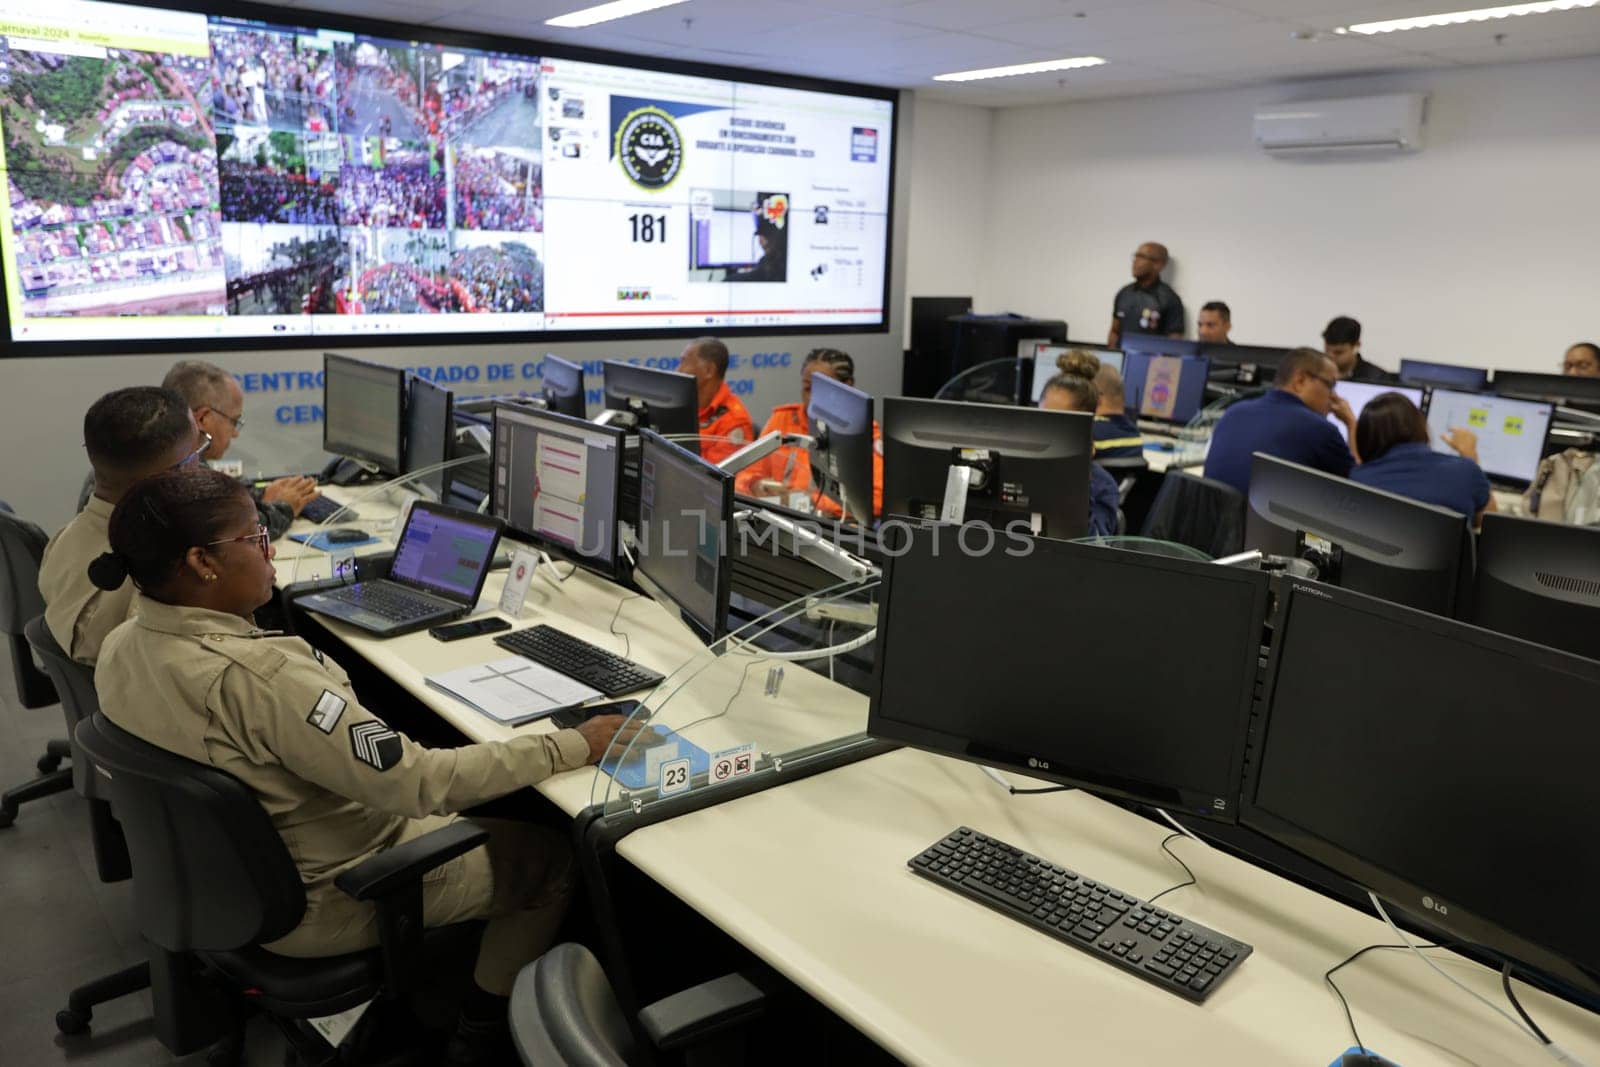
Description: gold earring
205,573,219,582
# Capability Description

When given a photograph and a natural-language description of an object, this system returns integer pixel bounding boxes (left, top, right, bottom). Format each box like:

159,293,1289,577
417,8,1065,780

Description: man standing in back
1108,241,1185,348
677,337,756,465
1322,316,1394,382
1203,348,1356,496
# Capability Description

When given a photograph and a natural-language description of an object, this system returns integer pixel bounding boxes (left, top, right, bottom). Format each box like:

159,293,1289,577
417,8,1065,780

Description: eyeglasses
204,406,244,431
174,431,213,469
206,524,270,558
1308,374,1338,391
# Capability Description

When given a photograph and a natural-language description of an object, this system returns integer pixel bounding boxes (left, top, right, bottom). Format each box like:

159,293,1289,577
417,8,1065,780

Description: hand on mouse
576,714,652,765
263,476,320,516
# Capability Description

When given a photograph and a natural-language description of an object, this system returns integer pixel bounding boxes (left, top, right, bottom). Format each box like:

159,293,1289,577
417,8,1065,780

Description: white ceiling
264,0,1600,106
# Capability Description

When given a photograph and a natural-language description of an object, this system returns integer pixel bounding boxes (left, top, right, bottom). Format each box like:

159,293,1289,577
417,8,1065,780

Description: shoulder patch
726,426,747,444
349,721,403,772
307,690,347,734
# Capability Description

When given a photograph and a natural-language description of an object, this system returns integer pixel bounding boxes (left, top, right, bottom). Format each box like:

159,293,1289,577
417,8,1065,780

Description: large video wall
0,0,896,345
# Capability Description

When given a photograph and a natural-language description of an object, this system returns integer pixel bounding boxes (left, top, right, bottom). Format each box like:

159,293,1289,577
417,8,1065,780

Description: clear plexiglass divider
1067,535,1215,562
281,456,485,587
591,571,880,818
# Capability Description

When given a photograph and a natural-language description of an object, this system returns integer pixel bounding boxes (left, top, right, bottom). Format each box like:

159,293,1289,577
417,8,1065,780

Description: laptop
297,501,503,637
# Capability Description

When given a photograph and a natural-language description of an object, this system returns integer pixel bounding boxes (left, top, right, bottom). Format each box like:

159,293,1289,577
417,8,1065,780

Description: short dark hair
1322,316,1362,346
161,360,234,410
91,467,252,593
1201,301,1231,322
1571,342,1600,361
1042,374,1098,413
1275,347,1335,387
686,337,730,377
1355,392,1429,464
803,347,855,384
83,387,193,474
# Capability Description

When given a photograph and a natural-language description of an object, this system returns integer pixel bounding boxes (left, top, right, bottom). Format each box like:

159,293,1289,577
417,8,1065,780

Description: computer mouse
1340,1052,1390,1067
323,528,370,544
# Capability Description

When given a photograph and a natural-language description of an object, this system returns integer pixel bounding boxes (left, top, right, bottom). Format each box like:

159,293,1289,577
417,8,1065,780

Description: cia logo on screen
616,106,683,190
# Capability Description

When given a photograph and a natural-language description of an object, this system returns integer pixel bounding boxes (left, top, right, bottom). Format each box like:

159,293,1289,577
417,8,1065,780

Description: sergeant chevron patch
349,721,403,772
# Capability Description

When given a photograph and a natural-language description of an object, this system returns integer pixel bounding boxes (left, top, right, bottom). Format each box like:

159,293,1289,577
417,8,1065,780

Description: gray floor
0,650,281,1065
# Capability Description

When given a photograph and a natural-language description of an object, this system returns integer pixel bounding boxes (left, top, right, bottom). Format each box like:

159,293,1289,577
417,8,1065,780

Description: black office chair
1139,469,1247,558
75,711,492,1065
24,616,148,1034
0,507,68,827
511,942,767,1067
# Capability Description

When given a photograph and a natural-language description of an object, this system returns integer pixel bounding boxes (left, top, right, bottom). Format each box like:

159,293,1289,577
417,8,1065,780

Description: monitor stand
940,449,994,525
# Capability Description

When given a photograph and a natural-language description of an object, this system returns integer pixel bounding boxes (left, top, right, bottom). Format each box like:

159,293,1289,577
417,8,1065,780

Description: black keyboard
324,582,446,622
910,827,1252,1002
495,624,665,697
302,496,359,524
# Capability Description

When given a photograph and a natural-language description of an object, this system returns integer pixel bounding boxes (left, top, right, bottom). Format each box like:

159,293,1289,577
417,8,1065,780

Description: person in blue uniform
1203,348,1355,496
1038,370,1122,537
1350,392,1494,523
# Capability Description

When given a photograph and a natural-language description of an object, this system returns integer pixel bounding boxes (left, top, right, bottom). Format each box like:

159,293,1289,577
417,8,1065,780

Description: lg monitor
1425,389,1553,487
1244,580,1600,1001
635,429,733,643
1399,358,1489,393
1244,454,1473,617
882,398,1093,540
868,524,1270,821
323,353,406,475
491,405,626,581
1327,381,1424,445
542,355,587,420
807,373,876,525
1470,513,1600,662
1493,370,1600,411
403,375,453,502
1029,344,1124,406
1121,352,1211,424
602,361,700,448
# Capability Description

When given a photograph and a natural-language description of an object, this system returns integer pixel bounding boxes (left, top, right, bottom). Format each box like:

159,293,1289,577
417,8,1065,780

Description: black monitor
1399,358,1489,393
1202,343,1292,387
1244,454,1473,617
542,355,587,419
882,398,1092,540
1493,369,1600,411
323,353,406,475
1424,389,1553,487
868,524,1270,821
491,405,626,581
635,429,733,643
1470,513,1600,661
404,375,453,502
1243,580,1600,1001
1119,333,1201,359
1121,351,1211,423
807,373,876,524
602,361,700,449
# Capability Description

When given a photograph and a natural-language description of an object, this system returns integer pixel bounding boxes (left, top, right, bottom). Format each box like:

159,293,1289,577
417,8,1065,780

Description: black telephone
319,457,369,487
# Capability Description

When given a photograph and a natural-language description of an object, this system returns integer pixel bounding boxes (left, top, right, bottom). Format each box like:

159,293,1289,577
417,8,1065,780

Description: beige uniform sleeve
209,641,591,819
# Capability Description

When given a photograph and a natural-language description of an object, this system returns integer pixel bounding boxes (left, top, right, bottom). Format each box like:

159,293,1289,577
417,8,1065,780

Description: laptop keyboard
324,583,446,622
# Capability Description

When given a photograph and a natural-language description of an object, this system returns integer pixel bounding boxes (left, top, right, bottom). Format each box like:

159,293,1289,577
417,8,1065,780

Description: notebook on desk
296,501,502,637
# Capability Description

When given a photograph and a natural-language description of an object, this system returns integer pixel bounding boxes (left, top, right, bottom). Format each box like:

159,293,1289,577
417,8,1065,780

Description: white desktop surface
617,747,1600,1067
275,489,869,818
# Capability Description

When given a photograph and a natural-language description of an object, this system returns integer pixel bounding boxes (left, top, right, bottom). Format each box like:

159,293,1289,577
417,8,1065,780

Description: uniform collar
699,380,735,420
1378,441,1435,461
1268,389,1314,413
132,592,270,639
82,494,115,522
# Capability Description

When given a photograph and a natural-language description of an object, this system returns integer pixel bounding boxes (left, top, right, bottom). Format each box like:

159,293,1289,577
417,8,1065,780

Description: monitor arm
941,448,994,526
594,408,637,430
733,506,880,586
717,430,814,476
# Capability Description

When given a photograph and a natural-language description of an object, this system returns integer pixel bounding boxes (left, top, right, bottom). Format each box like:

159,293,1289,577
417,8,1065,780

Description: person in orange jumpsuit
677,337,756,464
735,348,882,522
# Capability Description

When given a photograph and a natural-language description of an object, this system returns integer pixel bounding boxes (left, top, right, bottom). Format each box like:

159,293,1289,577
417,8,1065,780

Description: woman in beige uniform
90,466,639,1062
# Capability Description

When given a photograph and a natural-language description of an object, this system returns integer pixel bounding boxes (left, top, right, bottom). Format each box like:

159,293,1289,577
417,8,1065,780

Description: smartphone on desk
551,699,644,729
429,616,513,642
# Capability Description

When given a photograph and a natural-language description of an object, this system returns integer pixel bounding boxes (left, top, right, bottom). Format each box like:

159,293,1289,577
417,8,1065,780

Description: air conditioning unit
1253,93,1427,156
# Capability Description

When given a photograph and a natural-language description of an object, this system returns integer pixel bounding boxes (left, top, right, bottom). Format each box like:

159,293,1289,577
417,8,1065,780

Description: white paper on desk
498,548,539,617
425,657,601,726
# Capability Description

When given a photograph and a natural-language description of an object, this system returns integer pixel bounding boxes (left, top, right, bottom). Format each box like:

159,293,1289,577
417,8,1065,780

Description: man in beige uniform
40,387,205,664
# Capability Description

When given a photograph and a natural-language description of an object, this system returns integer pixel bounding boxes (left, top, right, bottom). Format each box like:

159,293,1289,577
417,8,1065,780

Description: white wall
900,96,993,344
978,57,1600,369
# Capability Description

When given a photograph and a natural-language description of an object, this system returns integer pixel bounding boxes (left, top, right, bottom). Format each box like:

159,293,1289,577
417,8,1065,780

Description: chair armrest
333,820,489,996
334,820,489,902
638,972,766,1051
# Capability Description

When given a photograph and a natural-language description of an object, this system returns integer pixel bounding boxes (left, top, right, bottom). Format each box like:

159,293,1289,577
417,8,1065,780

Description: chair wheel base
37,753,62,774
0,807,16,829
56,1008,90,1035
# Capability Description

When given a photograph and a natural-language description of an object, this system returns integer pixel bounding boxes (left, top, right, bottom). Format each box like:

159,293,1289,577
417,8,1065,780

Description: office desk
276,491,871,819
1143,435,1207,473
617,747,1600,1066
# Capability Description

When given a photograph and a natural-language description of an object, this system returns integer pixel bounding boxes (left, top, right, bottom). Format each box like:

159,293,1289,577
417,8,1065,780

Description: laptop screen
389,506,500,603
